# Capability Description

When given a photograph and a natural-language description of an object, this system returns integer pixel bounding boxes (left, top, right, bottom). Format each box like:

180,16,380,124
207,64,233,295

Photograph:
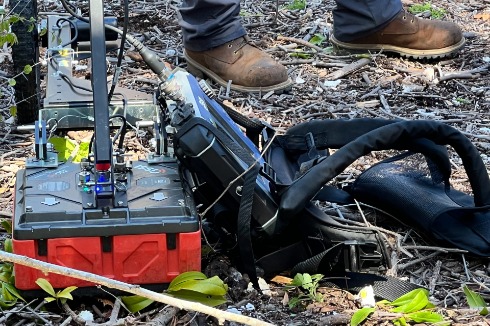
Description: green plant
408,2,446,19
35,278,77,304
287,273,324,308
351,288,446,325
309,33,326,46
0,219,25,308
121,271,229,313
285,0,306,10
462,284,488,315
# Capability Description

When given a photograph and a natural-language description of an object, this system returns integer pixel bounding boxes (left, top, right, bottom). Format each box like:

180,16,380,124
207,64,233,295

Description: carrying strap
275,119,451,182
176,117,262,289
277,120,490,231
237,162,261,290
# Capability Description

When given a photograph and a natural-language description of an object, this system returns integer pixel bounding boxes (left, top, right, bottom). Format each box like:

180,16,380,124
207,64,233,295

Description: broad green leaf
0,272,10,283
35,278,56,297
73,142,90,163
0,299,16,308
23,64,32,75
49,137,76,161
8,79,16,87
1,220,12,234
350,307,374,326
44,297,56,303
390,289,429,307
291,273,304,287
4,239,12,253
480,307,489,316
463,285,487,310
310,33,326,46
56,286,77,300
167,277,227,296
3,283,25,302
302,273,313,289
121,295,154,313
1,284,15,302
392,289,428,313
167,289,227,307
168,271,209,291
406,311,444,323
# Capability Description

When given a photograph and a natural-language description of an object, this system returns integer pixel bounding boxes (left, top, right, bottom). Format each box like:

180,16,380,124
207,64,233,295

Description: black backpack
165,71,490,298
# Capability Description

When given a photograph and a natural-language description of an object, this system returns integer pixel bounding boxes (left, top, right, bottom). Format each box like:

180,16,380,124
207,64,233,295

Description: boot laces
227,36,253,54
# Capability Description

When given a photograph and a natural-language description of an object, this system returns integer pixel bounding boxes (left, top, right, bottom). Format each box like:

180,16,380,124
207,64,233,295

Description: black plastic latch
167,233,176,250
102,236,112,253
343,240,385,273
37,239,48,256
260,162,277,183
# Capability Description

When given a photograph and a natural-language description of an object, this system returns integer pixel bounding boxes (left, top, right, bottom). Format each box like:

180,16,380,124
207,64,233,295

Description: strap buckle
260,162,277,183
343,240,385,273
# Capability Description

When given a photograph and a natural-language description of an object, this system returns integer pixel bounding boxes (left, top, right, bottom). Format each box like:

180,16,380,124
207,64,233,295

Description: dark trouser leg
178,0,246,51
333,0,402,42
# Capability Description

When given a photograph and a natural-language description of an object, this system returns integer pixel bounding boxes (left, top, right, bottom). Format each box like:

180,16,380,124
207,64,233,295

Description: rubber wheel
10,0,41,124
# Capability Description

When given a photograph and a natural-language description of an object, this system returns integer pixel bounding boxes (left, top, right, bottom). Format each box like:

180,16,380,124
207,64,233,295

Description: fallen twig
276,35,324,52
0,251,274,326
324,58,372,80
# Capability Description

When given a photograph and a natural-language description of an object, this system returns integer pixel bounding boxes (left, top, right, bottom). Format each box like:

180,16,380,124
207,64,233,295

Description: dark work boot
184,36,293,93
331,10,465,59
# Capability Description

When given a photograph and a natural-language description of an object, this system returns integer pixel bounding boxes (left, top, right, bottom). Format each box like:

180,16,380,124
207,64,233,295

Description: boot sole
330,35,466,59
184,50,294,94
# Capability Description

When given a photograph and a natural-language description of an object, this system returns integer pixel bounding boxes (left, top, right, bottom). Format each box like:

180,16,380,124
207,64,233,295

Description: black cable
109,114,127,151
107,0,129,102
56,17,78,47
59,72,93,93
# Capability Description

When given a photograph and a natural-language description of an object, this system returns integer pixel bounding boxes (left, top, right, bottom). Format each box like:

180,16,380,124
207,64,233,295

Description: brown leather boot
184,36,292,93
331,10,465,59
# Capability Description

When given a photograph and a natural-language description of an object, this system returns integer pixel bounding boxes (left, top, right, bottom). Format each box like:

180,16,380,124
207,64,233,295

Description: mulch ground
0,0,490,325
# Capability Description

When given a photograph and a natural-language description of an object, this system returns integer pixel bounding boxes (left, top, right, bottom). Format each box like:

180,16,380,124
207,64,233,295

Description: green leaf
289,52,312,59
406,311,444,323
8,79,16,87
44,297,56,303
302,273,313,288
463,285,487,310
121,295,154,313
390,289,429,307
3,283,25,302
9,106,17,117
168,271,209,291
310,33,326,46
73,142,90,163
167,277,227,296
1,220,12,234
351,307,375,326
0,299,16,308
23,64,32,75
392,289,429,313
49,136,76,161
56,286,77,300
288,296,301,308
167,289,227,307
35,278,56,297
480,307,489,316
290,273,304,287
393,317,407,326
4,239,12,253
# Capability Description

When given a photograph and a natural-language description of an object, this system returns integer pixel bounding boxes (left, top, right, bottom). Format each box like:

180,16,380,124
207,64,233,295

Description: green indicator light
83,186,90,192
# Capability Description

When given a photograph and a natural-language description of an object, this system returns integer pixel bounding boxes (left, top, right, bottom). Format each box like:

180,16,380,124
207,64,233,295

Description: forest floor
0,0,490,325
